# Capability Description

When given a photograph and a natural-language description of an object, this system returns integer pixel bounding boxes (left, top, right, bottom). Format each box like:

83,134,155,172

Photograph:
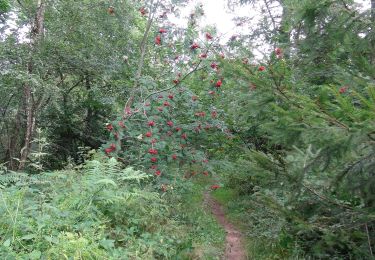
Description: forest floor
204,192,247,260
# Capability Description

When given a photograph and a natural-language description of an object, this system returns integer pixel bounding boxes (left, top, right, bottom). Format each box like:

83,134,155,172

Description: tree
217,0,375,257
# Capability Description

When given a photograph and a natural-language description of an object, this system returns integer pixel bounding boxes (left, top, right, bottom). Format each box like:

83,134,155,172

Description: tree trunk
18,0,45,170
85,74,95,139
123,0,156,117
5,109,22,170
371,0,375,65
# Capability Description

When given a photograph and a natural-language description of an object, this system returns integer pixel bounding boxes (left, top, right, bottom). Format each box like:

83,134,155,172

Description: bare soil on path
204,192,247,260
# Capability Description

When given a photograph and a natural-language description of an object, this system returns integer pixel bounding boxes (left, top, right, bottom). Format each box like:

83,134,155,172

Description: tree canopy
0,0,374,258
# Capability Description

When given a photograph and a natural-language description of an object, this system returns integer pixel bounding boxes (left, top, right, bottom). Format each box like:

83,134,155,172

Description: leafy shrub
0,156,224,259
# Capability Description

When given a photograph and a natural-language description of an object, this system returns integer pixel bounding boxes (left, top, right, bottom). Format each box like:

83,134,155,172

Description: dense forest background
0,0,374,259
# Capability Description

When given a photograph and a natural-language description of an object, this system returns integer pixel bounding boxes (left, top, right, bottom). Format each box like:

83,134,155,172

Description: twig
263,0,277,33
143,36,218,100
365,222,373,257
302,181,353,210
144,62,206,100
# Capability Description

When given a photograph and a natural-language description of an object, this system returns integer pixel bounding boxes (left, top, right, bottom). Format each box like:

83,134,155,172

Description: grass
211,187,237,204
165,174,226,259
211,186,293,260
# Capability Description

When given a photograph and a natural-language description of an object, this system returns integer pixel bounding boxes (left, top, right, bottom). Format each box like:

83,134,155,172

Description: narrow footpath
204,192,247,260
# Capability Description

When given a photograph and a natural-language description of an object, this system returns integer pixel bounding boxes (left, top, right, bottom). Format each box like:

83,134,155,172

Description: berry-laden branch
143,37,219,101
144,60,206,101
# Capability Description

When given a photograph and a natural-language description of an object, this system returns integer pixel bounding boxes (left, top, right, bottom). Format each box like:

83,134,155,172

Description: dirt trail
204,192,247,260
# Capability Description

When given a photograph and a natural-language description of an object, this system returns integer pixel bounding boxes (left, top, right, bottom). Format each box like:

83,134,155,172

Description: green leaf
95,178,117,187
3,239,10,247
28,250,42,259
21,234,36,240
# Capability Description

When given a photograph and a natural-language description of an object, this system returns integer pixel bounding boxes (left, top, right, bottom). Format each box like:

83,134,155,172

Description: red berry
275,48,282,56
155,170,161,176
194,112,206,117
145,131,152,137
167,121,174,127
258,66,266,71
168,94,174,99
205,32,213,40
163,101,170,107
155,35,161,45
118,121,126,128
148,148,158,155
159,28,167,33
104,143,116,154
215,80,222,88
106,124,113,131
172,154,177,160
199,53,207,58
140,7,147,16
191,42,200,49
339,86,348,94
148,121,155,127
181,133,187,139
151,157,158,163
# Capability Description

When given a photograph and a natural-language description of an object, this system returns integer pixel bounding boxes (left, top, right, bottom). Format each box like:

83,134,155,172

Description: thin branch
302,181,353,210
333,152,375,188
264,0,277,32
365,223,374,257
1,94,15,119
144,35,219,100
124,0,158,115
144,61,206,101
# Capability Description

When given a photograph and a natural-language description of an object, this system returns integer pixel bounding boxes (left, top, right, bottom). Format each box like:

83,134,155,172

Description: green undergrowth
171,175,226,259
0,157,225,259
212,187,300,260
